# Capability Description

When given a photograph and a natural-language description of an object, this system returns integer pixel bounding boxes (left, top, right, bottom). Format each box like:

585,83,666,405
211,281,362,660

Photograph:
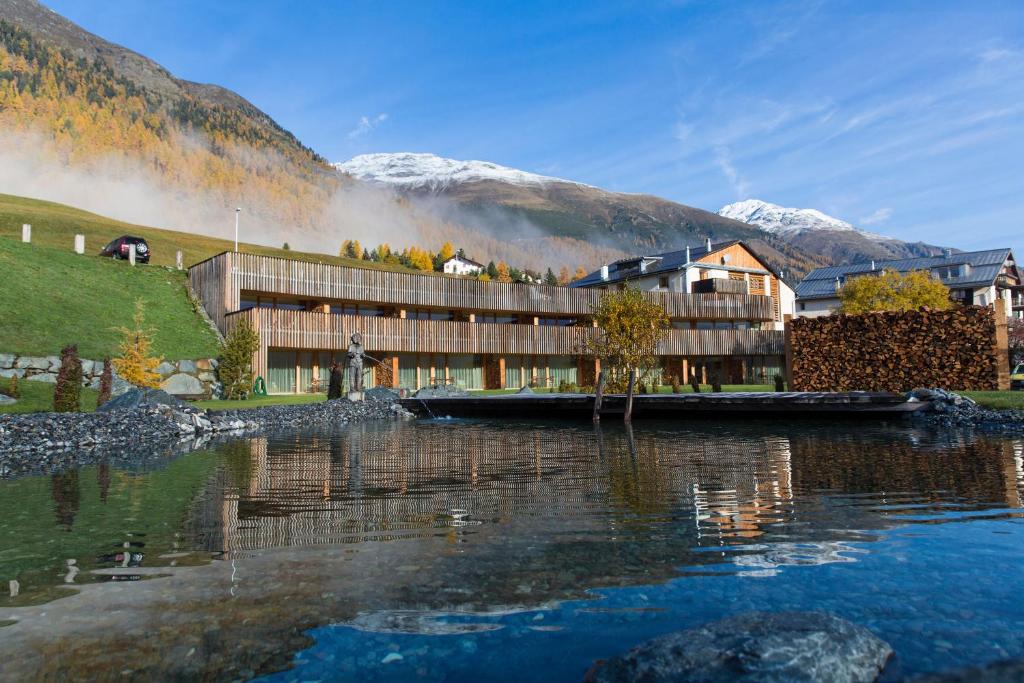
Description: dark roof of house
795,248,1016,300
571,240,782,288
444,255,484,268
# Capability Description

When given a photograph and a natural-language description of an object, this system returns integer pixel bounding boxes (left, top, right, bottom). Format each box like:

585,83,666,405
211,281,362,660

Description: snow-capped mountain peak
718,199,858,236
335,152,587,191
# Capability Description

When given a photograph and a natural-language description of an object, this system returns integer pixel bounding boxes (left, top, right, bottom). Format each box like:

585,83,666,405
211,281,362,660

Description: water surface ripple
0,419,1022,680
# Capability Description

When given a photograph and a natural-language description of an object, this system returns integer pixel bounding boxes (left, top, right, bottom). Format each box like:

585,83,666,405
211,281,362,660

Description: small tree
282,242,290,250
96,358,113,407
496,261,512,283
53,344,83,412
112,300,163,388
218,317,261,400
3,375,19,399
839,270,952,314
582,287,670,392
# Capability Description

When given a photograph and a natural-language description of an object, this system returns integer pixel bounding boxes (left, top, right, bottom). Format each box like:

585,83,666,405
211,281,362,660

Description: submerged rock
591,611,892,683
913,658,1024,682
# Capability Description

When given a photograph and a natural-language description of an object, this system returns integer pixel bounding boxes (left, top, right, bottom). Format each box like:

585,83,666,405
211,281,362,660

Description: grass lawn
0,193,417,273
0,378,98,414
0,238,220,360
194,393,327,411
962,391,1024,411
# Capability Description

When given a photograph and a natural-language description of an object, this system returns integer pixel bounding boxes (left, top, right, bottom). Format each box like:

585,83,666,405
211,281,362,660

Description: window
331,304,386,317
734,321,751,330
799,302,806,311
695,321,714,330
658,276,670,290
671,320,691,330
477,313,517,325
714,321,733,330
239,298,257,311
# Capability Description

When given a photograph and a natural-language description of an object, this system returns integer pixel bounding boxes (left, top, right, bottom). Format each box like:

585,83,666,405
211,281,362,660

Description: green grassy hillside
0,238,220,359
0,193,413,272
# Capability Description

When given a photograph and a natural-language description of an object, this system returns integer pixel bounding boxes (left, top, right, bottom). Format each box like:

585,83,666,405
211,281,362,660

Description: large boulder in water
591,611,892,683
97,387,191,412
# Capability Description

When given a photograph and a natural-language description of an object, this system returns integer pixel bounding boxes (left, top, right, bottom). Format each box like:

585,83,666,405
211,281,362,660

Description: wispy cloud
977,47,1020,63
860,207,892,226
347,113,389,140
713,145,749,198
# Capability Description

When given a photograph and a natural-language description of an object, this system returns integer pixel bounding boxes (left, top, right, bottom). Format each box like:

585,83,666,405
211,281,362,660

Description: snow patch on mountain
718,199,896,242
335,152,589,191
717,199,857,235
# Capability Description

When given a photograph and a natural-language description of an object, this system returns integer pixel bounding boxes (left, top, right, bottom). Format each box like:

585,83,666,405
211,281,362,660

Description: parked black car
100,235,151,263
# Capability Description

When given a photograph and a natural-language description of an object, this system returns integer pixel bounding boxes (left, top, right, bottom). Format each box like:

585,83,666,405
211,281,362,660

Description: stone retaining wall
0,353,221,399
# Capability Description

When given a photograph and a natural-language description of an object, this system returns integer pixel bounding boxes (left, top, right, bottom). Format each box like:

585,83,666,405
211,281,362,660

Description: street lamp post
234,207,241,252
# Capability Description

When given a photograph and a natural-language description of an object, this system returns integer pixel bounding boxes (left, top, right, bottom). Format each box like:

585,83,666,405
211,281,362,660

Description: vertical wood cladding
191,251,777,333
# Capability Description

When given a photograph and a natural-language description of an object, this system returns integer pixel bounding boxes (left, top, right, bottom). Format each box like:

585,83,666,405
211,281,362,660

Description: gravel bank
908,388,1024,433
0,391,414,478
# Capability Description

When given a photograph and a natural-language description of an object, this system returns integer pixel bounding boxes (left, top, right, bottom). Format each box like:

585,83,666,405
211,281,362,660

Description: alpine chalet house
188,246,788,394
442,254,485,276
571,240,794,322
794,248,1019,318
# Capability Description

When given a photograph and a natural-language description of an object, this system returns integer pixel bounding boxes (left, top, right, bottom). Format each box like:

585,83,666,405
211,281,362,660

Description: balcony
227,307,785,357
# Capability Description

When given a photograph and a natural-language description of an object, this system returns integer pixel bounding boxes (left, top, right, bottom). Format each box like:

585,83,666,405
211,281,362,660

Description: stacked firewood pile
789,306,1005,392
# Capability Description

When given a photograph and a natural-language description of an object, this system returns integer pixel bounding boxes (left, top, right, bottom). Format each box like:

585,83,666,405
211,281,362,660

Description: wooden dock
400,391,928,420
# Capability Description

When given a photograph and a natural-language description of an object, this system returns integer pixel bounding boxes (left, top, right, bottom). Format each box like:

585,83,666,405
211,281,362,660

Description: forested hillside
0,18,340,229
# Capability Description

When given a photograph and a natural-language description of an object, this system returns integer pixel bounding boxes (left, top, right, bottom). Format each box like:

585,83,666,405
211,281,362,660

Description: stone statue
346,332,365,395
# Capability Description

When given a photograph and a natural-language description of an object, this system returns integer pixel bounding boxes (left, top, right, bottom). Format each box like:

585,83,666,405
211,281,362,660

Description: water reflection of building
187,424,804,556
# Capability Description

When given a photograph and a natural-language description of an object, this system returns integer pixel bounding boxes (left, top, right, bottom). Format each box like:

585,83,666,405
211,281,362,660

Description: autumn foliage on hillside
0,19,337,226
0,19,624,273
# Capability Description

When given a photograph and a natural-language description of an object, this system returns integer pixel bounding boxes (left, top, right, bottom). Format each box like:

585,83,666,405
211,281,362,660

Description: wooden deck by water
400,391,928,420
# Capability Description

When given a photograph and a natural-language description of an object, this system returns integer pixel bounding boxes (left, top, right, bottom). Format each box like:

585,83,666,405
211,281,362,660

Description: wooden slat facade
189,252,776,332
189,252,786,391
228,307,785,385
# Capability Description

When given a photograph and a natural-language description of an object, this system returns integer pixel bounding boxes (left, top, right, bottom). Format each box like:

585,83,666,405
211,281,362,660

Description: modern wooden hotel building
189,245,788,394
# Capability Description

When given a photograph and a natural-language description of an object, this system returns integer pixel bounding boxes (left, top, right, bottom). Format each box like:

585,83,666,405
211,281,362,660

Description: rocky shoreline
907,388,1024,433
0,388,414,478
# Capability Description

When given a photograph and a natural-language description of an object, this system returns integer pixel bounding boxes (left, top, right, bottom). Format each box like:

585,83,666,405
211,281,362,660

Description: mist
0,129,623,273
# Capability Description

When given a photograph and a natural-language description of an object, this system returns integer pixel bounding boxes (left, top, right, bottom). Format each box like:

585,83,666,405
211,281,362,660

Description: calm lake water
1,419,1022,680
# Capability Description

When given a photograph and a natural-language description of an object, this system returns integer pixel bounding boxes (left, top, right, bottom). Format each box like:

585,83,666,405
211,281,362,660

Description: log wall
787,306,1011,392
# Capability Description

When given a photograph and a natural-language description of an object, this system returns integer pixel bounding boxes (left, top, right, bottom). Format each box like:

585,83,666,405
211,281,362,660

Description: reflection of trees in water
50,471,80,531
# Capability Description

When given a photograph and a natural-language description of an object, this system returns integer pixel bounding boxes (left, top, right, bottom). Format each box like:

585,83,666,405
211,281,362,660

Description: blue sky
46,0,1024,251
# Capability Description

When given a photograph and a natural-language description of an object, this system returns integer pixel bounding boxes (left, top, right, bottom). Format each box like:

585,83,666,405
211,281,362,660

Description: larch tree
839,270,952,314
558,266,571,286
112,300,163,388
573,266,588,282
496,261,512,283
438,241,455,262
